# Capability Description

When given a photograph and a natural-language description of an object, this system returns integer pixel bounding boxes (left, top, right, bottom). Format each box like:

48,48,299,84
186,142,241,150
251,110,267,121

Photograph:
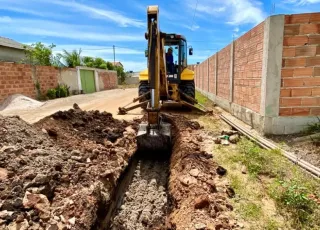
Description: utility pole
113,45,115,65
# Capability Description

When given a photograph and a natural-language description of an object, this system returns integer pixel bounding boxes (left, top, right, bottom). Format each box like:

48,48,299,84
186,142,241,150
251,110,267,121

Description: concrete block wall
192,12,320,135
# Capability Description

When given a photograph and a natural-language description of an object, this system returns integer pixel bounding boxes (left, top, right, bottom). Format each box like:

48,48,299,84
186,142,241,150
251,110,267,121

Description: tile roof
0,36,25,50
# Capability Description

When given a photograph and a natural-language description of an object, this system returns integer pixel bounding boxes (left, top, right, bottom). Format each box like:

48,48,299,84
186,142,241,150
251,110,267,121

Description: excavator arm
135,6,172,153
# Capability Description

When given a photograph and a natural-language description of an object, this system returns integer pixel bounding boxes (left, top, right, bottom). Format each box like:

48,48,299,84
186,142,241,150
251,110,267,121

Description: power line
191,0,199,31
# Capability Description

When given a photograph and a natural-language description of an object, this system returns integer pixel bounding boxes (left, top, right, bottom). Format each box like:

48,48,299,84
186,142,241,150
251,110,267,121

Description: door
80,69,96,93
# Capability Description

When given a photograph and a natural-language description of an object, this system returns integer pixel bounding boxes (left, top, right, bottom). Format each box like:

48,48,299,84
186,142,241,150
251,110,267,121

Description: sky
0,0,320,72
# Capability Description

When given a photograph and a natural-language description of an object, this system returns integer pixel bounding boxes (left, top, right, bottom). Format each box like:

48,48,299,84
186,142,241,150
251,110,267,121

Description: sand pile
0,94,45,111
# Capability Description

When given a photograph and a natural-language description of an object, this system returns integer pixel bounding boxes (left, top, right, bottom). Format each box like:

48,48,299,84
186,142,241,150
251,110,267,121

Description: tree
93,57,106,69
57,48,82,67
115,65,126,84
23,42,56,66
82,56,94,67
106,61,115,70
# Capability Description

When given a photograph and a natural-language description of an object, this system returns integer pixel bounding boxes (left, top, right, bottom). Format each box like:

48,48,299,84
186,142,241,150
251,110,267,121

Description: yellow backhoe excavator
118,5,210,152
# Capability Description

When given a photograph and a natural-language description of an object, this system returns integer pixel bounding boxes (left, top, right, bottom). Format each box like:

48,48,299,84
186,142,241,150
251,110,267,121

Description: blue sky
0,0,320,72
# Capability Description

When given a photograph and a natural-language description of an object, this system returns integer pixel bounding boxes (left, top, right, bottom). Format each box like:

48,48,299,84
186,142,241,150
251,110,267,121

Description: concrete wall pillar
260,15,285,133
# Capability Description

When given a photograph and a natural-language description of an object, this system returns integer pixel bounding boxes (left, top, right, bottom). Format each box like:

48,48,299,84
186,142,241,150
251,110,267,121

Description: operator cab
163,33,193,83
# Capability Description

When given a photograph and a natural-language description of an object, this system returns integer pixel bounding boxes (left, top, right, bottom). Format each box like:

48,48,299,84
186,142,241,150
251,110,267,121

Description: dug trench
0,104,236,230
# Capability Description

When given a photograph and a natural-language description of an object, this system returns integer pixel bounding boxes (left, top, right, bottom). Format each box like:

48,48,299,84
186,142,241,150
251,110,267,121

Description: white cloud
50,0,145,28
0,0,70,18
186,0,266,26
181,24,200,31
284,0,320,5
51,45,144,55
0,17,143,42
120,61,147,72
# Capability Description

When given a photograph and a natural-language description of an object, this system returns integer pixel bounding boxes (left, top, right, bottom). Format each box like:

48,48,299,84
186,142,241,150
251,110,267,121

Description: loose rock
194,195,210,209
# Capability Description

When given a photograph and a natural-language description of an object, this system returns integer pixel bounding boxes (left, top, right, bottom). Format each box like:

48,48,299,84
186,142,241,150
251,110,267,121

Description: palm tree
57,48,82,67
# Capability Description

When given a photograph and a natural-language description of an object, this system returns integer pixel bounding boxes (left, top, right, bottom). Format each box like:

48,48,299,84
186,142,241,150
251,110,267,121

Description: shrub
46,88,57,99
55,84,70,98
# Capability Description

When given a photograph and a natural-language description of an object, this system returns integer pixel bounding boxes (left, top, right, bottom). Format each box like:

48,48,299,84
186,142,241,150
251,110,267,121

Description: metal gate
80,69,96,93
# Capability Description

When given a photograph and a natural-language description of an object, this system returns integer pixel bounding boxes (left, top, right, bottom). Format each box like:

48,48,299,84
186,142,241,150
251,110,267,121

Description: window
180,40,187,67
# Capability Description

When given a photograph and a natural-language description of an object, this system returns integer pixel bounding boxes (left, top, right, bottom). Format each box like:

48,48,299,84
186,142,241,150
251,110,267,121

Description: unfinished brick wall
233,22,264,113
0,62,35,101
208,55,216,94
217,45,231,100
35,66,59,94
98,70,118,90
280,13,320,116
0,62,119,103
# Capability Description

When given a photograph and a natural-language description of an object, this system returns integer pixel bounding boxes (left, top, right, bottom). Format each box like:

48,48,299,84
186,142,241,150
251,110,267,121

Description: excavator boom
136,5,172,153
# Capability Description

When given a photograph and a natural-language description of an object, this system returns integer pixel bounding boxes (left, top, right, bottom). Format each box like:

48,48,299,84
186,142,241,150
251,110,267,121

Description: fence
191,13,320,135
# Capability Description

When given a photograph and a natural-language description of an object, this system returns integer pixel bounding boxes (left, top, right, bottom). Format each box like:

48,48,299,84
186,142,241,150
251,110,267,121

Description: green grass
211,136,320,229
235,138,320,229
195,90,208,105
239,202,262,220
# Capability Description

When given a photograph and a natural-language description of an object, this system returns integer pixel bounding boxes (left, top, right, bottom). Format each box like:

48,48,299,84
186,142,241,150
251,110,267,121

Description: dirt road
0,88,143,124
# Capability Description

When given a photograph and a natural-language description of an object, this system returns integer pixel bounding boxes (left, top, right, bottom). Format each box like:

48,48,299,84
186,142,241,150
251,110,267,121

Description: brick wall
233,22,264,113
97,70,117,90
193,12,319,119
217,45,231,100
208,55,216,94
36,66,59,94
0,62,35,101
280,13,320,116
0,62,119,103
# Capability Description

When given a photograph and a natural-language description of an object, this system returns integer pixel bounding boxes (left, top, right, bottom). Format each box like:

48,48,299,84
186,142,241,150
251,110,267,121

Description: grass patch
211,136,320,229
235,137,320,229
195,90,208,105
239,202,262,220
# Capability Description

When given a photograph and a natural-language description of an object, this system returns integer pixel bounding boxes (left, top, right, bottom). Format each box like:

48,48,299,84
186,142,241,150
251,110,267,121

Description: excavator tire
179,80,195,105
139,81,150,109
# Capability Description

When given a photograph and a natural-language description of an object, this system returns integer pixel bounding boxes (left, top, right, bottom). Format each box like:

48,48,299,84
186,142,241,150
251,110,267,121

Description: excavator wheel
179,80,195,105
139,81,150,109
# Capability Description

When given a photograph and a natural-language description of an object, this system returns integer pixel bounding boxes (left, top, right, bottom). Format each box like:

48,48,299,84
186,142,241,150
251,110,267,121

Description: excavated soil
0,104,235,230
164,114,236,230
0,104,140,229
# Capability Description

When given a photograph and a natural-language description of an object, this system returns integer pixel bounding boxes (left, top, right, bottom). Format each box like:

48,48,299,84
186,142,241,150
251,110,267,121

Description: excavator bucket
136,121,172,154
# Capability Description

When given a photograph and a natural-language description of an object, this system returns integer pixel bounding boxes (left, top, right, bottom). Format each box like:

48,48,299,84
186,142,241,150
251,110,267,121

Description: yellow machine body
139,68,195,81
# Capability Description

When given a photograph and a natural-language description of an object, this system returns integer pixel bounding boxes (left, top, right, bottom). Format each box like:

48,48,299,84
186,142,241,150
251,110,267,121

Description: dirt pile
164,114,236,230
0,104,140,230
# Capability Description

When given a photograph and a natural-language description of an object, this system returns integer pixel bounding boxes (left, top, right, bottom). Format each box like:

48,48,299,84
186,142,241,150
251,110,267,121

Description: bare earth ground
267,133,320,168
0,105,140,229
0,88,143,124
0,89,238,229
1,88,318,229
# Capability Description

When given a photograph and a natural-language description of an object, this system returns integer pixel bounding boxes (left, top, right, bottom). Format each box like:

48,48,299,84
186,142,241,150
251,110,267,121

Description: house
0,36,26,63
113,61,123,68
